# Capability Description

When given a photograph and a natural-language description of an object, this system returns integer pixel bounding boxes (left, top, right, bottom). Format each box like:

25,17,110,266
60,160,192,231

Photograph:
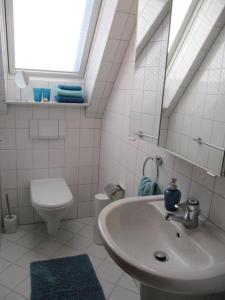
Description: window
5,0,101,77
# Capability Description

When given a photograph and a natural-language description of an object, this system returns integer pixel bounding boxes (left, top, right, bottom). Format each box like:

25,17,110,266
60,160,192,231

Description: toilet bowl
30,178,73,234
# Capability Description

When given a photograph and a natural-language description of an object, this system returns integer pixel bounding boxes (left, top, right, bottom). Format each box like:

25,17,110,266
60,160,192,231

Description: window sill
5,99,89,107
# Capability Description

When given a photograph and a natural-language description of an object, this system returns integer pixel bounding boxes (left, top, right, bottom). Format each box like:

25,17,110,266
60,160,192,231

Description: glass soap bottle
164,178,181,211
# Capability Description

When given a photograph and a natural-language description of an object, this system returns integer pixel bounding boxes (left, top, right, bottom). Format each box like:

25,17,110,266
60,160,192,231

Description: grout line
0,218,141,300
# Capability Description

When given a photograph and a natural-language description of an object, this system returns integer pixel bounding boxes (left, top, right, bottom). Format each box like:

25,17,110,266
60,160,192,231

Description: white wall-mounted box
29,120,66,139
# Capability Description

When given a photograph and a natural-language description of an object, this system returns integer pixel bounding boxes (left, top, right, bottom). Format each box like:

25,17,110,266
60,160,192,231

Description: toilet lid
30,178,73,209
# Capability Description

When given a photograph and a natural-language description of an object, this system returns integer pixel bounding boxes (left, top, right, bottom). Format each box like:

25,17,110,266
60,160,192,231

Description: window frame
4,0,101,78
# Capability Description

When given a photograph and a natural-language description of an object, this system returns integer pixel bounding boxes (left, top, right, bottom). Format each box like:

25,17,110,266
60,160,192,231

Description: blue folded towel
56,88,84,98
58,85,82,91
138,176,160,196
55,95,84,103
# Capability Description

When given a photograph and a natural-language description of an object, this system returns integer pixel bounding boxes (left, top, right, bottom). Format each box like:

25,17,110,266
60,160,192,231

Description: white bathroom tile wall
85,0,137,118
0,105,102,224
99,17,225,233
0,0,225,237
210,194,225,231
15,106,32,129
1,170,17,190
58,120,66,138
16,129,33,149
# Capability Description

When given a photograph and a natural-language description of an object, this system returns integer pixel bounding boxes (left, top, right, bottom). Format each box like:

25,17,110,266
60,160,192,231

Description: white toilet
30,178,73,234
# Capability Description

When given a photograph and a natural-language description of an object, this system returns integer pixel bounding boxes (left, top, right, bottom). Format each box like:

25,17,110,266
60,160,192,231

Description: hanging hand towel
138,176,160,196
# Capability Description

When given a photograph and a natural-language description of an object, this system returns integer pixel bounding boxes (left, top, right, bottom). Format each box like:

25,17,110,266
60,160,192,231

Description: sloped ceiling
85,0,138,118
163,0,225,117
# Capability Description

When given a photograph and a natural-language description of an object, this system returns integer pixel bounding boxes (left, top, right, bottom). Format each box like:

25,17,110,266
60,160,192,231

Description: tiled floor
0,218,140,300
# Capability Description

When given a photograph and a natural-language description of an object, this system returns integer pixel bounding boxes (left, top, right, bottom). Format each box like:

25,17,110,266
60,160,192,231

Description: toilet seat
30,178,73,210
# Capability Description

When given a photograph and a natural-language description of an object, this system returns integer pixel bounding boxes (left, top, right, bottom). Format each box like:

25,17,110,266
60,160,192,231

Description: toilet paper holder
104,184,125,200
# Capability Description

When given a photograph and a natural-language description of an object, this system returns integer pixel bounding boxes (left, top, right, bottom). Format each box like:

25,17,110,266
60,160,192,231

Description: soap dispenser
164,178,181,211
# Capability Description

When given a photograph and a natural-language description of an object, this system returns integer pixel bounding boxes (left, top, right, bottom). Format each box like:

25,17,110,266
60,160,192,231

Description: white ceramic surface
98,195,225,295
30,178,73,234
31,178,73,209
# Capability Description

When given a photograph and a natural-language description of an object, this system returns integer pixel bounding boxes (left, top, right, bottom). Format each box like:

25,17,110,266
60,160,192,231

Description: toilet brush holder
4,215,17,234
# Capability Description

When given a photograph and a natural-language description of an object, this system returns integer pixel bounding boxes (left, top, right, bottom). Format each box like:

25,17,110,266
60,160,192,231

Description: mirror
159,0,225,176
136,0,171,58
129,0,172,143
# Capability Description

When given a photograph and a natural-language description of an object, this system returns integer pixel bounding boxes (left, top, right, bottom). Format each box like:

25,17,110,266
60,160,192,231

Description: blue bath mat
30,254,105,300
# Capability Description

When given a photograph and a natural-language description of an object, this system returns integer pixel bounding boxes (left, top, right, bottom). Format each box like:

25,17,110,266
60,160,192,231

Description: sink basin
98,195,225,296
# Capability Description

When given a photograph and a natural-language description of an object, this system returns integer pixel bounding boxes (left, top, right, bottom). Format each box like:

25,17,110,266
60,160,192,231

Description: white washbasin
98,195,225,295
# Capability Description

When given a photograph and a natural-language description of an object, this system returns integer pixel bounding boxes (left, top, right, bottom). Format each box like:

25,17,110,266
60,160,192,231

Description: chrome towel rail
193,137,225,152
135,131,158,140
143,155,163,182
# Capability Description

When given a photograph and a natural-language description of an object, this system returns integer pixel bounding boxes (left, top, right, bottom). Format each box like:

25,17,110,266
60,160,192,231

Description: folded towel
58,85,82,91
55,95,84,103
57,88,84,98
138,176,160,196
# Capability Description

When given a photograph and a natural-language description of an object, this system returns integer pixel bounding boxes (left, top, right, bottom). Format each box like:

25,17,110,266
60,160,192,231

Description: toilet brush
5,193,12,219
4,193,17,234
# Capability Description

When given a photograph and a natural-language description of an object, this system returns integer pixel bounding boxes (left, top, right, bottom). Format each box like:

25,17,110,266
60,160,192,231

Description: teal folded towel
55,95,84,103
58,85,82,91
138,176,160,196
56,88,84,98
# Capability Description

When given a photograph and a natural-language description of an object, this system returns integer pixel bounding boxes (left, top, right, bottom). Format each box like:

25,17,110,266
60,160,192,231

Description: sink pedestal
140,284,225,300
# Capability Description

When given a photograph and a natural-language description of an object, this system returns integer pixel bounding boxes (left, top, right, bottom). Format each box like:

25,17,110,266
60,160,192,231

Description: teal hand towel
58,85,82,91
56,88,84,98
138,176,160,196
55,96,84,103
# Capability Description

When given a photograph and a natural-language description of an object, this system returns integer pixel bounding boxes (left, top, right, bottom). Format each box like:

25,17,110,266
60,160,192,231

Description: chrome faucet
165,198,200,229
